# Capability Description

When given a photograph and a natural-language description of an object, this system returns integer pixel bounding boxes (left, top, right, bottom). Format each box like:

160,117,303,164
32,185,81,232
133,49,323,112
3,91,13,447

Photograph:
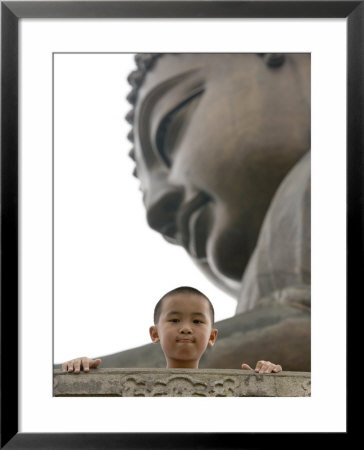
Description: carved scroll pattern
120,374,237,397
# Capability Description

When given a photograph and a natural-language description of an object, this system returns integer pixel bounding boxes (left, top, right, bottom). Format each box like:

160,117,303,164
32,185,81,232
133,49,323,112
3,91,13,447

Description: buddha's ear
149,326,160,343
208,328,218,347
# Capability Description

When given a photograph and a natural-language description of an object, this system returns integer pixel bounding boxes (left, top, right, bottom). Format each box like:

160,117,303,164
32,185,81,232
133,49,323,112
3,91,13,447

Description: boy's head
153,286,215,325
149,286,218,369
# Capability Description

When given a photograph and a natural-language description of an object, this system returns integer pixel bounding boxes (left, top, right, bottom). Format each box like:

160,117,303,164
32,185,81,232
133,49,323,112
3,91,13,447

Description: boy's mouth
177,338,194,343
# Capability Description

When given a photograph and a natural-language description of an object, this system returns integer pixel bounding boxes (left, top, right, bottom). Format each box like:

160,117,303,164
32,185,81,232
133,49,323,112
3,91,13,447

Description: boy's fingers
83,358,102,372
255,360,264,372
259,362,270,373
251,360,282,374
61,357,101,373
73,361,81,374
255,360,271,373
241,363,252,370
83,359,90,372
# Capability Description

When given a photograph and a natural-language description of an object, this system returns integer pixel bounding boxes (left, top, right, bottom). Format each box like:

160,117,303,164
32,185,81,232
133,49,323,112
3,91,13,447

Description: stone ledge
53,368,311,397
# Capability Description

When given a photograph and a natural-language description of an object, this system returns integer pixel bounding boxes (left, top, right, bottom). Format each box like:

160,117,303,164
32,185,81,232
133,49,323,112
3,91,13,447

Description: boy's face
149,293,218,368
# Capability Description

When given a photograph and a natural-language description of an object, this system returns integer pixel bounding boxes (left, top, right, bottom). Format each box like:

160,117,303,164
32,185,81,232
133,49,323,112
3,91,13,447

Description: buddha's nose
146,187,184,240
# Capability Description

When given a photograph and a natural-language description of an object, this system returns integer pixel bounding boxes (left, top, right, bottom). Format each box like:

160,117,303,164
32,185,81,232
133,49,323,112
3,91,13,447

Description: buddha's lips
176,192,211,255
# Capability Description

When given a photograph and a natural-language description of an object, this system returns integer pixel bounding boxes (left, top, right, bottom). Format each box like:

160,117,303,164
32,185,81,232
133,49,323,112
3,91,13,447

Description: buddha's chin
206,229,252,285
187,213,251,296
190,252,242,299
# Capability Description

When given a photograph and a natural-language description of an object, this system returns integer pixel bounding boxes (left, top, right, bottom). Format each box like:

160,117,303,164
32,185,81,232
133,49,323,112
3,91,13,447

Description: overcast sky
53,53,236,364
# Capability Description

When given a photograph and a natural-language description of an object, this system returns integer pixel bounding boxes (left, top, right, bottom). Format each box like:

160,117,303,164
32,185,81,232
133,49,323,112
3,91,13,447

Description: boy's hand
241,360,282,374
62,357,102,374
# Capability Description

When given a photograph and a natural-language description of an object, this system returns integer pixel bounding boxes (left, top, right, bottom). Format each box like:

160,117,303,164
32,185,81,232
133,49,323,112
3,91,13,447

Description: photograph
1,0,355,446
52,52,311,398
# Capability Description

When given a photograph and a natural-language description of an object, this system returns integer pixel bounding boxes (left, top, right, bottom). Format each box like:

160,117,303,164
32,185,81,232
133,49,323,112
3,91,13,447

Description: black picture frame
1,1,356,448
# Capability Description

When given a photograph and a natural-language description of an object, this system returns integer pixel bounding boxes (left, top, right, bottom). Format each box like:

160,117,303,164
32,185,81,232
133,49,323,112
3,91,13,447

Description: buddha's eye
155,89,204,167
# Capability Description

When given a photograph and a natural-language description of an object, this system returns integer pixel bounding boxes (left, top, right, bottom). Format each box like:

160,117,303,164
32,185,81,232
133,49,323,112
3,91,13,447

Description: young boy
62,286,282,374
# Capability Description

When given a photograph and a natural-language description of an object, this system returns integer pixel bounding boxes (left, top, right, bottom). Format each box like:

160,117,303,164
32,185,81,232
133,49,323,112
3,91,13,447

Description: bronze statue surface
102,53,311,371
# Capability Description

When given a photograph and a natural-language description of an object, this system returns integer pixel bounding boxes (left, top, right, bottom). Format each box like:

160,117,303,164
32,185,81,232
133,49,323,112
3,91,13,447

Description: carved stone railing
53,368,311,397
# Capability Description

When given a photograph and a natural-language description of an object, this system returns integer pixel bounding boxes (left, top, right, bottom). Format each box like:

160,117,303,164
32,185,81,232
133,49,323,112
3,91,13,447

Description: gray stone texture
54,368,311,397
237,151,310,313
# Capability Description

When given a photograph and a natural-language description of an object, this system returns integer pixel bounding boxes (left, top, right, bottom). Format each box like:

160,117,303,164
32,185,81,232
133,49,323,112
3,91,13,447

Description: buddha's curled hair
125,53,285,174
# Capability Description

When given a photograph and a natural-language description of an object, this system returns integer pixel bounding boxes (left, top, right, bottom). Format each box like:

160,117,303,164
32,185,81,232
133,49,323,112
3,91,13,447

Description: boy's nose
179,324,192,333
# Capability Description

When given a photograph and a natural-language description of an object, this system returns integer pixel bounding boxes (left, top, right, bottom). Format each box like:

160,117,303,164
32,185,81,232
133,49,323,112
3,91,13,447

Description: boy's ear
208,328,218,347
149,326,160,344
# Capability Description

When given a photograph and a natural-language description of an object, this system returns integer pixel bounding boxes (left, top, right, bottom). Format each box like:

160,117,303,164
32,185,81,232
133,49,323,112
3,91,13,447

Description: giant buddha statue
100,53,311,371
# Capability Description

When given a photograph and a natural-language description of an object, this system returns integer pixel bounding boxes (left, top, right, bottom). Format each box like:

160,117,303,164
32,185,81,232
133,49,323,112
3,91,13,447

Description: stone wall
53,368,311,397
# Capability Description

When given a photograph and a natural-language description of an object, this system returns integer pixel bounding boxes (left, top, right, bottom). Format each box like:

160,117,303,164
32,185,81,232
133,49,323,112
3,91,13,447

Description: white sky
53,53,237,364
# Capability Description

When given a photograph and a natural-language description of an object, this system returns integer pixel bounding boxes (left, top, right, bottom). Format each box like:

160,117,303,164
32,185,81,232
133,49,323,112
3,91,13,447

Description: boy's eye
193,320,203,324
169,319,180,323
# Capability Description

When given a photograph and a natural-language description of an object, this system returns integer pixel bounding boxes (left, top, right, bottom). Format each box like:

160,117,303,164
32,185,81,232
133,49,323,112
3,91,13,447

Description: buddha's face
132,54,310,295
